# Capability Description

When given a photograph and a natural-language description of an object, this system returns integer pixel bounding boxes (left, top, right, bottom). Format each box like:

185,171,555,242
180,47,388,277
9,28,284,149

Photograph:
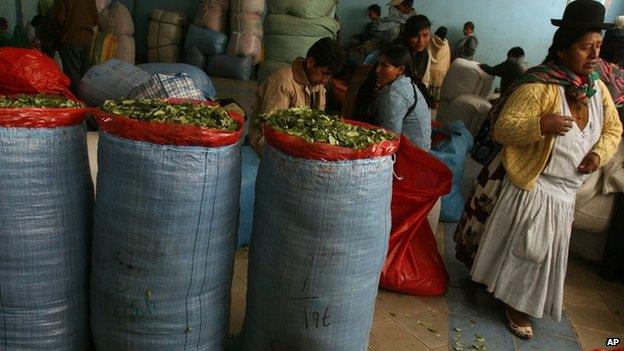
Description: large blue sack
185,24,228,56
240,145,393,351
138,62,217,99
79,59,151,106
0,124,93,350
430,120,474,222
205,55,254,81
91,132,241,350
237,145,259,248
186,45,207,71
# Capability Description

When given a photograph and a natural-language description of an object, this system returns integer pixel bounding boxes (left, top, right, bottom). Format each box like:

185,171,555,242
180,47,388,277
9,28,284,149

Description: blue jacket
368,75,432,150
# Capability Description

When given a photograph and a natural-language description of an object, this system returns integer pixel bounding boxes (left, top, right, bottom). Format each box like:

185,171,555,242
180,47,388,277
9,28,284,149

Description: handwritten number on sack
304,306,331,329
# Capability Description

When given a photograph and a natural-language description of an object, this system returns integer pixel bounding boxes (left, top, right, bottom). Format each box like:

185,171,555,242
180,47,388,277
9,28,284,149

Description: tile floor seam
396,321,442,350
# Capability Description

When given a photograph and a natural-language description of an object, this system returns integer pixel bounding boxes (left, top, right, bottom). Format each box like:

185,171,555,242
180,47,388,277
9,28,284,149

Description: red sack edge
93,99,244,147
0,107,89,128
263,118,399,161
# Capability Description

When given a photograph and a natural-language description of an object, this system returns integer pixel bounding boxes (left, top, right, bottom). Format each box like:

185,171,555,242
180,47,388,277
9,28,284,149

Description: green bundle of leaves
257,107,396,150
0,94,83,108
101,99,240,131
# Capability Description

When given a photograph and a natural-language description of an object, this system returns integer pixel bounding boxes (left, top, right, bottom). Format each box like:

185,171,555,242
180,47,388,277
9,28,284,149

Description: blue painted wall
338,0,624,66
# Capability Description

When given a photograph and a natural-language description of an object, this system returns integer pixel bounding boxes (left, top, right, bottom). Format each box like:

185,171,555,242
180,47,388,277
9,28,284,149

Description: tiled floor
228,238,624,351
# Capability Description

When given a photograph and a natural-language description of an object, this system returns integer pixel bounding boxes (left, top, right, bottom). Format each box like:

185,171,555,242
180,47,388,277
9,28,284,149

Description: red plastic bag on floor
263,119,399,161
0,48,75,100
379,136,453,296
93,99,244,147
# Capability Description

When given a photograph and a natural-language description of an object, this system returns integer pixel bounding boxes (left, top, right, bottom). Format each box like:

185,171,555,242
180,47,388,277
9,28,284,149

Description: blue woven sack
237,145,259,248
91,132,241,350
430,120,474,222
0,124,93,350
240,145,393,351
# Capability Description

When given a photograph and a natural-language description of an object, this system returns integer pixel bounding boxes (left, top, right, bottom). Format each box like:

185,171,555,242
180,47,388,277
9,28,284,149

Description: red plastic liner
0,107,89,128
380,136,453,296
94,100,244,147
263,119,399,161
0,48,76,100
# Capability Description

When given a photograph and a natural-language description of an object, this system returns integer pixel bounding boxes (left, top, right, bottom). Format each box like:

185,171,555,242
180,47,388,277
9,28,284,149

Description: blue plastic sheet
91,132,241,350
138,63,217,99
205,55,254,81
185,24,228,56
237,145,259,248
240,145,393,351
430,120,474,222
0,124,93,350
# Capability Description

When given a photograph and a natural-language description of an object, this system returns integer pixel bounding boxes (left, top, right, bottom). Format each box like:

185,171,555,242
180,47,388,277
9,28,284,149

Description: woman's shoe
505,310,534,339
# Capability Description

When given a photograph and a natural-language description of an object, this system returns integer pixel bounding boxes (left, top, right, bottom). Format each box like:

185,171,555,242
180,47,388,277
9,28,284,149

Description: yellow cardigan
493,80,623,190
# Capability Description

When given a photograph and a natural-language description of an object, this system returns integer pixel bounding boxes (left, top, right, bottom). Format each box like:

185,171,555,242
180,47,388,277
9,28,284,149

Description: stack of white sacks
147,10,188,63
259,0,340,82
97,1,136,64
228,0,264,65
189,0,260,80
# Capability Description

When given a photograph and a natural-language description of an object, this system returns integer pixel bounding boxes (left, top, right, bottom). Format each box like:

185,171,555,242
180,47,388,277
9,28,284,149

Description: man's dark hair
31,15,42,27
507,46,525,58
401,0,414,7
464,21,475,31
435,26,448,40
368,4,381,16
306,37,346,74
403,15,431,38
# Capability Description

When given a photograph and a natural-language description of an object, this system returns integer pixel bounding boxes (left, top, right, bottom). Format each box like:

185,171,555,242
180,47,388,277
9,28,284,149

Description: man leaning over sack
249,37,346,156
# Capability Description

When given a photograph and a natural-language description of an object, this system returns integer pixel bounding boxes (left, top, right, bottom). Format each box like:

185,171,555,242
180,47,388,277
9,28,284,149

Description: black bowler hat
551,0,614,30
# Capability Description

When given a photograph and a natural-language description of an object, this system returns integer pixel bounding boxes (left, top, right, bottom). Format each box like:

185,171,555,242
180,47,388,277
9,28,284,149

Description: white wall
338,0,624,66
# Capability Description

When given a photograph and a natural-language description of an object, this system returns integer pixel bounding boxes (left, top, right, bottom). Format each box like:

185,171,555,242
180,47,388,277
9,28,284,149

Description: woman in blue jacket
368,45,432,150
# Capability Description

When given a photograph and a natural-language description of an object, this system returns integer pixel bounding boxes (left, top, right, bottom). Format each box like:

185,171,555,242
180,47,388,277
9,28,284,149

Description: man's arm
479,61,506,77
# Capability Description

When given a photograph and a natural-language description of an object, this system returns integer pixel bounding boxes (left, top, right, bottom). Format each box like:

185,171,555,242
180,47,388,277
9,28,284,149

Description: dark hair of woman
544,28,600,63
379,45,414,80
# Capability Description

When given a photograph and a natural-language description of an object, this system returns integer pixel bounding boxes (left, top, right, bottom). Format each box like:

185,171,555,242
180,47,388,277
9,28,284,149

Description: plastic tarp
267,0,337,18
79,59,151,107
138,63,216,99
240,143,394,350
205,55,254,81
0,108,93,350
90,106,243,350
185,24,228,56
265,14,340,37
264,34,328,64
185,46,207,70
430,120,474,223
379,136,452,296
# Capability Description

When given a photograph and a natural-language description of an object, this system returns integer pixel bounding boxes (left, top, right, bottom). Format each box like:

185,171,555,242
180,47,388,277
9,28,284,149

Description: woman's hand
540,114,574,136
578,152,601,174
